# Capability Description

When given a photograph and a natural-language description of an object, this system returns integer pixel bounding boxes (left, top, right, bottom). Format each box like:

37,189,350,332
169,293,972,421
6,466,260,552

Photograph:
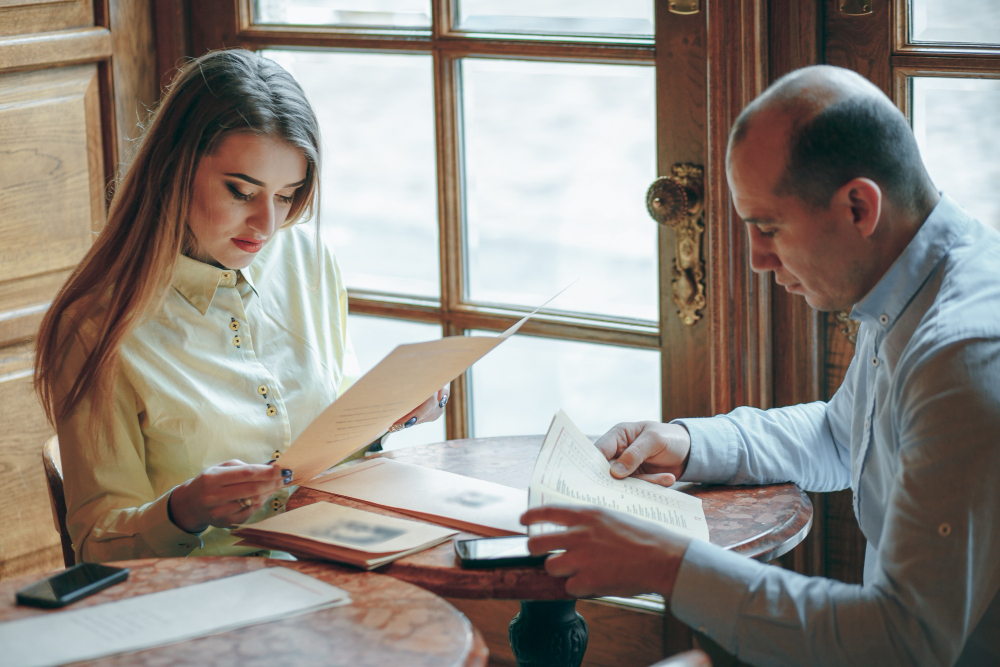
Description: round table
290,435,813,667
0,557,487,667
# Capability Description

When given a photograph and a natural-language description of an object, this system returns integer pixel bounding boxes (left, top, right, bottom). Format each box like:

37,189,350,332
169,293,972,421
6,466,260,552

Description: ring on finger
388,422,406,433
238,497,252,509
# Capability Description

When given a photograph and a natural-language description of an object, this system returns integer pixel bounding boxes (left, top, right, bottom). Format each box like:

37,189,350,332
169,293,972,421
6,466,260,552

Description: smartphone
16,562,129,608
455,536,548,568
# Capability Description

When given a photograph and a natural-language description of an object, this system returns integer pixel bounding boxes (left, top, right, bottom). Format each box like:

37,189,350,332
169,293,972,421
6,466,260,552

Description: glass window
263,50,440,298
470,332,660,439
456,0,653,38
255,0,431,29
348,315,445,449
462,58,658,321
911,77,1000,230
909,0,1000,45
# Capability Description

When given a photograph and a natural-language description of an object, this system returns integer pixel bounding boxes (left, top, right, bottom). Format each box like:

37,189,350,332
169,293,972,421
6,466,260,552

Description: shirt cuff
672,416,740,483
140,490,204,556
670,538,761,653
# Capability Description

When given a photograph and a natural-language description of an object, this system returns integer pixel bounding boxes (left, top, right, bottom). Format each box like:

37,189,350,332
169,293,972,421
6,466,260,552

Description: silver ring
238,497,252,509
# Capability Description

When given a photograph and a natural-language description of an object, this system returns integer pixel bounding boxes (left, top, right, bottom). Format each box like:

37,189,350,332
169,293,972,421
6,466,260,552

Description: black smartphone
16,562,129,608
455,536,548,568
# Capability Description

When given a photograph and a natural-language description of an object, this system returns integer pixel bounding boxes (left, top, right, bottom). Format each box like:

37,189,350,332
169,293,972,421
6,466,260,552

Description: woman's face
188,132,308,269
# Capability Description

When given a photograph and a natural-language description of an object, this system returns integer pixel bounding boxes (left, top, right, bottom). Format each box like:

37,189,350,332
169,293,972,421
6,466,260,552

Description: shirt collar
172,255,258,315
850,193,970,327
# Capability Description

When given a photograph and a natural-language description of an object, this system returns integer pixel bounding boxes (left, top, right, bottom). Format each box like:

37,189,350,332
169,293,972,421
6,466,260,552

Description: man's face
726,115,870,312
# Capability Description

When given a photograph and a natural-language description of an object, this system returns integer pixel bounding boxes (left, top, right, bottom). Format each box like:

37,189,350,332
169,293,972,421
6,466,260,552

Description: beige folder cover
306,458,528,537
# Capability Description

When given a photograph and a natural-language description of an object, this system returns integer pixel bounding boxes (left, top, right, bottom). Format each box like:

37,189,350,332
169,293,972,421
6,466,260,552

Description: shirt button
871,356,879,367
267,405,277,417
878,314,889,325
233,336,242,347
229,320,239,331
258,385,268,395
938,523,951,537
221,271,232,280
271,498,283,511
272,450,281,459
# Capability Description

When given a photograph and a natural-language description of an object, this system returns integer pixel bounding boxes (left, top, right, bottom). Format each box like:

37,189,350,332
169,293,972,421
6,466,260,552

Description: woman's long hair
34,49,322,434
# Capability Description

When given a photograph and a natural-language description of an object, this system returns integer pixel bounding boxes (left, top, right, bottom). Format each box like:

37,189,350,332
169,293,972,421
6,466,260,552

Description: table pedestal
509,600,588,667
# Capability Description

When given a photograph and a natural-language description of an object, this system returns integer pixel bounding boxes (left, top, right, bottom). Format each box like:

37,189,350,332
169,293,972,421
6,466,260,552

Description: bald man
522,65,1000,666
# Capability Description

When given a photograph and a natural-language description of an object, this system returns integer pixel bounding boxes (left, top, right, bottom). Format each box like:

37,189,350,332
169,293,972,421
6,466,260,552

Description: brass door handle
646,164,706,326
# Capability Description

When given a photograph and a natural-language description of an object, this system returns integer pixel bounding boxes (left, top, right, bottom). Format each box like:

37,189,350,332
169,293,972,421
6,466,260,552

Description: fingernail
405,417,417,428
611,462,628,476
284,475,293,485
438,396,449,409
282,469,292,477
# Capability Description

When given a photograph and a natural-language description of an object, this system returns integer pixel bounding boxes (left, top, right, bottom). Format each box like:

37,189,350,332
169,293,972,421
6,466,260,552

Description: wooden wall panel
0,65,103,284
0,344,61,579
110,0,158,156
0,0,93,38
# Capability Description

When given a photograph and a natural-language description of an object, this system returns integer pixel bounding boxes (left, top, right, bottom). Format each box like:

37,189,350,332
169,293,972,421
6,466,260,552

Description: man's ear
835,177,882,239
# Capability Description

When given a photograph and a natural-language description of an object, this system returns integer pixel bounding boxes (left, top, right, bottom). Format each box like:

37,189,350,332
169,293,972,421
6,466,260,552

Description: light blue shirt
671,195,1000,666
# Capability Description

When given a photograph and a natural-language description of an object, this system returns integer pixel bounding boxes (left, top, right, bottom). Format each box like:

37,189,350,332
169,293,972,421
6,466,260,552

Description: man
522,65,1000,666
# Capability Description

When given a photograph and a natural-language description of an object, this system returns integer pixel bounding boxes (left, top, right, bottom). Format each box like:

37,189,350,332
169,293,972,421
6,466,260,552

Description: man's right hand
594,421,692,487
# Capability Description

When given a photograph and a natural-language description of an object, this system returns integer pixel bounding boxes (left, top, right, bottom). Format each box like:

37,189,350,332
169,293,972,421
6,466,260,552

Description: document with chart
529,410,709,541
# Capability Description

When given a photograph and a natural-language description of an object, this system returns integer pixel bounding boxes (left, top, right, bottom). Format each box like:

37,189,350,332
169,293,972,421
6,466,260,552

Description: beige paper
1,568,350,667
306,458,528,536
236,501,457,556
529,410,710,541
283,289,568,483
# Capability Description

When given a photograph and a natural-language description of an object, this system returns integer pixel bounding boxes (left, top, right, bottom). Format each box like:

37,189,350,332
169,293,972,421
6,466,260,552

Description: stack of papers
1,568,350,667
235,502,458,569
306,458,528,536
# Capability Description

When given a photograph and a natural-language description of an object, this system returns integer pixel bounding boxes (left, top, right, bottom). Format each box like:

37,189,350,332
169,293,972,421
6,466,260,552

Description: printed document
1,568,350,667
529,410,710,540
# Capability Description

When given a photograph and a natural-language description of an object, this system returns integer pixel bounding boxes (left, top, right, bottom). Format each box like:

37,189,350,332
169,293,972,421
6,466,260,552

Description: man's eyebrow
225,173,307,188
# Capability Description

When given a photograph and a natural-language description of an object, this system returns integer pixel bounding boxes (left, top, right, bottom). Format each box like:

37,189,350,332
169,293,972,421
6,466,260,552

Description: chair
42,436,74,568
649,649,712,667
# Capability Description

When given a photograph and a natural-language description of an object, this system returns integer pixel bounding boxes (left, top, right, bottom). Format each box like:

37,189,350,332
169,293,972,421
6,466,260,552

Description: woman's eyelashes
226,182,296,205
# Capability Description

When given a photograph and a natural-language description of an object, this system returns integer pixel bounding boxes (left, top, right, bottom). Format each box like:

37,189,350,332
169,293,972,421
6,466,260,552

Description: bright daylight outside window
256,1,660,448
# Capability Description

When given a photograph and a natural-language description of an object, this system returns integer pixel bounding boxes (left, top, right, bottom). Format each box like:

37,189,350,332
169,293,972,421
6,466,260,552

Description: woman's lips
232,238,263,253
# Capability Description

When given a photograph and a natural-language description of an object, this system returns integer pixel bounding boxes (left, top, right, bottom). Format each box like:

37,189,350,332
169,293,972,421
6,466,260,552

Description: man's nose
747,230,780,273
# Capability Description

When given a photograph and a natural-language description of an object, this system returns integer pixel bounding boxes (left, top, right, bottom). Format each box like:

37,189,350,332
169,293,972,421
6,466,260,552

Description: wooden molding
0,27,111,73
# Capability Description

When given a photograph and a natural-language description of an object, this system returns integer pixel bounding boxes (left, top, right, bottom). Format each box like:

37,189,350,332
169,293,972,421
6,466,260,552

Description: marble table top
289,435,812,600
0,557,487,667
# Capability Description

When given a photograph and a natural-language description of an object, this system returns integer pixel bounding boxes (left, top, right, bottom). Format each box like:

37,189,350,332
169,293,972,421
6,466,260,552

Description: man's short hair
774,96,928,212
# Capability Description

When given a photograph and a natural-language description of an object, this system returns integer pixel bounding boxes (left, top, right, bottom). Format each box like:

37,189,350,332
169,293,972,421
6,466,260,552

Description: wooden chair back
42,436,74,568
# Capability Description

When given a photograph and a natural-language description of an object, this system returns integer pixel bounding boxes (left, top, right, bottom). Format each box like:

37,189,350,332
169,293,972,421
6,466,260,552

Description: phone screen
460,536,533,560
17,563,129,607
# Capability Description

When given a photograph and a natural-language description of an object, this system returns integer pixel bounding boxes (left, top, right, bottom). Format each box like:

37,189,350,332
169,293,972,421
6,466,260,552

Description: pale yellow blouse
56,225,359,562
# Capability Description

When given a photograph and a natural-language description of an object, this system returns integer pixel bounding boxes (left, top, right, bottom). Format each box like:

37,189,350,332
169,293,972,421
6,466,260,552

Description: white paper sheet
1,568,351,667
283,286,573,483
529,410,710,541
307,458,528,536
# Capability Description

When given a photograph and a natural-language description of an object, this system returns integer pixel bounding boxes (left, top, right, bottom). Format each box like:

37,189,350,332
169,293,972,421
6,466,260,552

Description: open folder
281,288,570,484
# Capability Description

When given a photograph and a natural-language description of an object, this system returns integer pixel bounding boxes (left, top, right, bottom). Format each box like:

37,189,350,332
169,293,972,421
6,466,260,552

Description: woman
34,49,445,563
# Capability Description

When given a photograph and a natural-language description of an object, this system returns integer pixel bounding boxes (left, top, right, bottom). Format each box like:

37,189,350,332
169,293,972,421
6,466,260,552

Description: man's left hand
520,505,692,599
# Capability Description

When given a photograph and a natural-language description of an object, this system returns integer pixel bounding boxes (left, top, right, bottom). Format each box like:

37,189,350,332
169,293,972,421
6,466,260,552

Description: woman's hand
167,459,292,533
389,384,450,431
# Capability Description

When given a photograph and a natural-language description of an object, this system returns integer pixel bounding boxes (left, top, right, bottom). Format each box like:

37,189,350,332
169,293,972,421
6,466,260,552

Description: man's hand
521,505,690,599
168,459,291,533
595,421,692,486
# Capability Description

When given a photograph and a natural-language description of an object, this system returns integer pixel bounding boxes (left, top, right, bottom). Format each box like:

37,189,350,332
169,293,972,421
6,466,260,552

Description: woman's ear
837,177,882,239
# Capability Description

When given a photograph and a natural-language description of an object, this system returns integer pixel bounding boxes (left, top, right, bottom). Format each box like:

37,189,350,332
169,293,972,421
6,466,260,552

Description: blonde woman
35,49,446,563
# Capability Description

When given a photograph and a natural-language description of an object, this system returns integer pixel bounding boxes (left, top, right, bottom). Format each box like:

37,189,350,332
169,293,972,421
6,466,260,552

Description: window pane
470,333,660,439
255,0,431,29
456,0,653,38
264,50,440,297
912,77,1000,230
909,0,1000,45
462,59,658,321
348,315,445,450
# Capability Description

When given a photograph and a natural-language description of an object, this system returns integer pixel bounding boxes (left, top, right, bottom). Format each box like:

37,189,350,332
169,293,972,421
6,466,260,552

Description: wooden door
0,0,157,580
